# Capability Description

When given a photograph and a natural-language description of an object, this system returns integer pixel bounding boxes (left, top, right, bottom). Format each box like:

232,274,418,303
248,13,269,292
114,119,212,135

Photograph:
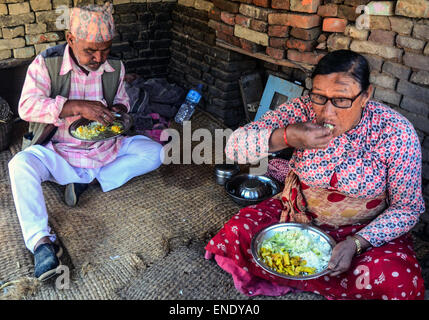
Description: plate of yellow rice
69,112,132,142
251,223,336,280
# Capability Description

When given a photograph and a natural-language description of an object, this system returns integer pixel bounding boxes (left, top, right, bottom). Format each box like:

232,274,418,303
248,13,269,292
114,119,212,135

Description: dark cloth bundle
125,77,185,143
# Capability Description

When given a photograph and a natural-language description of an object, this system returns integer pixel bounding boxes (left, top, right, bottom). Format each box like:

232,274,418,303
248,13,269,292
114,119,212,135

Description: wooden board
216,40,314,73
239,73,264,123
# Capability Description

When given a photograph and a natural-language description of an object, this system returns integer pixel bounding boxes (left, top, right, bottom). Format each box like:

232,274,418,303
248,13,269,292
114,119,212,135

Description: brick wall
168,2,259,127
172,0,429,211
0,0,176,113
0,0,428,209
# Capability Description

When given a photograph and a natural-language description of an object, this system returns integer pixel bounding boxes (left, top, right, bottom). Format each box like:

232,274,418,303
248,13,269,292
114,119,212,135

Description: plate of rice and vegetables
251,223,336,280
69,112,132,142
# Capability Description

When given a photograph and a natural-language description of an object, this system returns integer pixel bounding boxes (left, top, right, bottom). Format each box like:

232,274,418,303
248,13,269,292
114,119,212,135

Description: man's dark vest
22,43,122,150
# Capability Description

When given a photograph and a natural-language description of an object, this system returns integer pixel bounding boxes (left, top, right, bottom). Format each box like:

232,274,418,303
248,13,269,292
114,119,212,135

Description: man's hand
61,99,115,126
110,103,128,113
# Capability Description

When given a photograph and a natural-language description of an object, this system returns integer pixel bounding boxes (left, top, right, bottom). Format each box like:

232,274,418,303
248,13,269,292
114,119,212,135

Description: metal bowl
225,174,281,206
214,164,240,185
69,112,133,142
251,223,336,280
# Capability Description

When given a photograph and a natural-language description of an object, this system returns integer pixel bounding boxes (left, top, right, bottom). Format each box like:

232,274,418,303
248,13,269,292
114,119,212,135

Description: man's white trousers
8,135,163,253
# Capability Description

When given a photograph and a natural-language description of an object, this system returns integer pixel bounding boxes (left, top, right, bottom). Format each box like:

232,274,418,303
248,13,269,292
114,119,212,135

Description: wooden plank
239,72,264,122
216,40,314,73
0,57,32,70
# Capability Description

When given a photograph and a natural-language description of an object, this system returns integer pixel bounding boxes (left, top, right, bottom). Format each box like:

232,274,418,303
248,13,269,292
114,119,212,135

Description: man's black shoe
64,183,88,207
34,243,63,281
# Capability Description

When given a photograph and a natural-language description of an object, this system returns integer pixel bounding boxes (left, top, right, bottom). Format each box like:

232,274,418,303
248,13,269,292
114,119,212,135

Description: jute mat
117,241,324,300
0,111,246,299
0,150,36,290
2,110,427,300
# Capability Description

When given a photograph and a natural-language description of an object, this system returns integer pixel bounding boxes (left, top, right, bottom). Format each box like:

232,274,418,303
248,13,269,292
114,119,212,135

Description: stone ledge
0,57,32,70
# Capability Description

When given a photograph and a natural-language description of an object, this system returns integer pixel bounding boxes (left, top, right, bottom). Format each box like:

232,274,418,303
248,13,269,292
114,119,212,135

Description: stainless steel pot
214,164,240,185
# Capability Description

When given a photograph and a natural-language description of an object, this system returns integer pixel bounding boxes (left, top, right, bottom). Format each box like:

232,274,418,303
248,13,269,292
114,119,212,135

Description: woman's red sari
205,198,425,300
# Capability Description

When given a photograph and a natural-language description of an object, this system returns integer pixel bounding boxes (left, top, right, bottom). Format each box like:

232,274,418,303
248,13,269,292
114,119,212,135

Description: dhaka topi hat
69,2,115,43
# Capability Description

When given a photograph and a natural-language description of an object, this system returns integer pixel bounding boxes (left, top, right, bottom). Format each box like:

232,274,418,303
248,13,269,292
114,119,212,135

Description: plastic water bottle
175,84,203,124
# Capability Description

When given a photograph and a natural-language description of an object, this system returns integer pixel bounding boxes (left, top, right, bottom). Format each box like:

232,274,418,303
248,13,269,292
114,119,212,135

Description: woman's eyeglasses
309,89,364,109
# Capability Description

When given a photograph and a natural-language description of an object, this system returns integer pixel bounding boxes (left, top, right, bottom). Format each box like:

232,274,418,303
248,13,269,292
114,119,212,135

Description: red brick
287,49,325,65
220,11,236,25
317,4,338,17
286,38,317,52
250,19,268,32
290,0,321,13
269,36,287,48
396,0,429,18
317,33,327,42
213,0,240,13
268,25,289,37
208,7,222,21
240,38,265,53
217,31,241,47
290,26,321,40
266,46,285,59
239,4,273,21
369,16,391,30
337,5,359,21
208,19,235,35
253,0,271,7
327,34,351,50
235,14,251,27
322,18,347,32
403,52,429,72
350,40,403,61
268,13,321,29
368,30,396,47
272,0,289,9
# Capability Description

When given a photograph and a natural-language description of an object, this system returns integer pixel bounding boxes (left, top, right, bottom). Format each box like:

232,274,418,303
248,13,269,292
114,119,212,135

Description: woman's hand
268,122,333,152
61,99,114,126
327,235,371,277
326,238,357,277
287,122,333,149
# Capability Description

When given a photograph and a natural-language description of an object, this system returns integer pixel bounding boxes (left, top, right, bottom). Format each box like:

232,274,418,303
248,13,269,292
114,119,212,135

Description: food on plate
110,124,123,134
324,123,335,131
72,121,124,140
258,228,332,277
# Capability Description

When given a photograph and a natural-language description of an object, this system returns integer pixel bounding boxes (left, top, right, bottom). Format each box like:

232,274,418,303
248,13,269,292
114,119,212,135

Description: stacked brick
110,1,174,77
205,0,327,68
1,0,429,208
321,1,429,188
200,0,429,210
0,0,64,61
0,0,175,79
169,1,258,127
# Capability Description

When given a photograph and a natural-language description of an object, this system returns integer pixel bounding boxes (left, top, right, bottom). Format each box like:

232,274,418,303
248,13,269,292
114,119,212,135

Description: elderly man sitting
8,3,163,281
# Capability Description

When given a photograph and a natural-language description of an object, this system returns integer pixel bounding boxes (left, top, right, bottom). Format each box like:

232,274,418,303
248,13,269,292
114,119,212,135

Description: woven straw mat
0,111,250,299
2,110,429,300
117,241,324,300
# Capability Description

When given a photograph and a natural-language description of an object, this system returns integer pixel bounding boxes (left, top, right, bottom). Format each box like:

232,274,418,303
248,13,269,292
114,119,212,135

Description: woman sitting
205,50,426,300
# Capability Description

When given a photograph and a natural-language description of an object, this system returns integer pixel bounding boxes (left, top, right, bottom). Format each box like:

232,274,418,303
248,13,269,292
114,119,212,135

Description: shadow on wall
0,63,30,116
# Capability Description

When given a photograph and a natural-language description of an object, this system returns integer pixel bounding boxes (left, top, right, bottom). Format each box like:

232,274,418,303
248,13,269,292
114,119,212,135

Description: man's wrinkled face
66,32,112,72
